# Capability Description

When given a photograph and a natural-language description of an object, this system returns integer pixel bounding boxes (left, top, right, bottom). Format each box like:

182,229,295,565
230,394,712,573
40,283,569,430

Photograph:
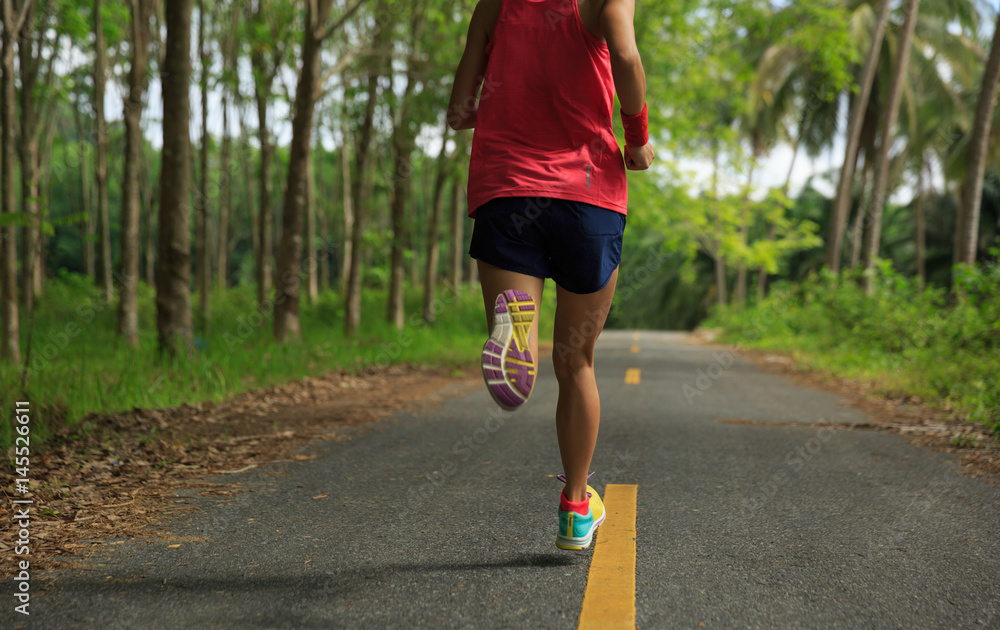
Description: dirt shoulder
1,364,480,580
683,329,1000,483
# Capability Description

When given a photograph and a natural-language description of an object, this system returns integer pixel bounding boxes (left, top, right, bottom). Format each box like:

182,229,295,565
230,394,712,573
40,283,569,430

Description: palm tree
861,0,921,294
826,0,893,274
956,9,1000,269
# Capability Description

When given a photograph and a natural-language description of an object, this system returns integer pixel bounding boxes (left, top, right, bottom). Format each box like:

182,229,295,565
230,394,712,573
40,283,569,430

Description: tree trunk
274,0,362,338
826,0,892,274
156,0,194,358
273,6,323,342
449,176,464,290
236,104,257,271
847,152,870,270
388,125,414,330
217,91,231,289
340,111,353,292
94,0,113,301
387,10,425,329
142,154,156,287
915,162,926,286
116,0,151,347
319,194,330,291
253,71,273,308
422,125,451,323
734,159,757,305
196,0,210,326
305,135,319,304
956,9,1000,268
862,0,920,295
16,0,40,313
344,63,379,337
217,1,238,291
1,0,30,364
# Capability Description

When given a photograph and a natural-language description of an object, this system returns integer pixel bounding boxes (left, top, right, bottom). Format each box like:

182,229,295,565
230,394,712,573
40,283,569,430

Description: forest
1,0,999,447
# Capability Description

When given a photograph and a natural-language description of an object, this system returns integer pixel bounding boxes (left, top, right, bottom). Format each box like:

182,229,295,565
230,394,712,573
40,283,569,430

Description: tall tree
16,0,48,312
448,167,465,290
93,0,112,300
826,0,892,274
156,0,194,357
386,5,426,329
339,99,353,292
1,0,33,364
117,0,153,347
246,0,290,308
304,132,318,304
345,5,385,338
862,0,920,294
956,9,1000,269
216,0,238,290
273,0,363,341
422,121,452,323
196,0,210,325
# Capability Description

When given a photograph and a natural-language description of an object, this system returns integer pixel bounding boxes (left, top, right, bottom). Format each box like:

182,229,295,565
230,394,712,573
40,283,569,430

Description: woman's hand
624,143,654,171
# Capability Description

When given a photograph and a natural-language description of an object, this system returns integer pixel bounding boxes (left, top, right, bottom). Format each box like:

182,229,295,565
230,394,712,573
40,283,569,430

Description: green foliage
706,262,1000,440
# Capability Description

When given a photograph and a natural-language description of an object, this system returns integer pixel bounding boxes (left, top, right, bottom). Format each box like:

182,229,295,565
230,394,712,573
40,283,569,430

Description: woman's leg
477,259,545,376
552,268,618,502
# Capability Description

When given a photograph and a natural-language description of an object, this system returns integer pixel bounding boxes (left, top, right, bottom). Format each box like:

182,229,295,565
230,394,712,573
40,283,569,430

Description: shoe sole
481,290,535,411
556,511,606,550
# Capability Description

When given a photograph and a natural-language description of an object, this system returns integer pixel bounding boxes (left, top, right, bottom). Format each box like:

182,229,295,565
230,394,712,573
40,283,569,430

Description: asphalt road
20,331,1000,629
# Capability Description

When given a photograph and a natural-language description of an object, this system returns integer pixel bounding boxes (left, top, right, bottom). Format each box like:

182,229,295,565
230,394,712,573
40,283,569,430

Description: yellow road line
632,332,640,341
625,369,641,385
630,345,640,354
578,484,638,630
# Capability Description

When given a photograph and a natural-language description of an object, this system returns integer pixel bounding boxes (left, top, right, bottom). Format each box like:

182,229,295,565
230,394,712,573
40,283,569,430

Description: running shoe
555,474,606,550
481,289,536,411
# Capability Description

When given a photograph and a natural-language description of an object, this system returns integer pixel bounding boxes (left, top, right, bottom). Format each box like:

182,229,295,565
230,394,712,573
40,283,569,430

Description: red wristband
621,102,649,146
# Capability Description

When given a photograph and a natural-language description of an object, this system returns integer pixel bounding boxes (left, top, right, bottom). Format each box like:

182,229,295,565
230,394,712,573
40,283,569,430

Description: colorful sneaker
481,289,536,411
555,475,606,551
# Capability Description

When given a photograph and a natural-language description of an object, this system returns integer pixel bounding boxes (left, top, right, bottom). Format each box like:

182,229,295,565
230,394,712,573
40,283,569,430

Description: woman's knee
551,346,595,381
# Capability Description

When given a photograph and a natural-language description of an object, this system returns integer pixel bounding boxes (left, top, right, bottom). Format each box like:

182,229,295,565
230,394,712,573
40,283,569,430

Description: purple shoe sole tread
482,289,536,410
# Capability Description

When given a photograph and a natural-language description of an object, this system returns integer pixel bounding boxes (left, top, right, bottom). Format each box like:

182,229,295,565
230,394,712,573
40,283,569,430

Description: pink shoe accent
560,491,590,516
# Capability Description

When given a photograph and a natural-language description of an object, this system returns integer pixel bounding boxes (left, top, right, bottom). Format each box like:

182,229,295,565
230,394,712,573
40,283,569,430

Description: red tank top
467,0,628,217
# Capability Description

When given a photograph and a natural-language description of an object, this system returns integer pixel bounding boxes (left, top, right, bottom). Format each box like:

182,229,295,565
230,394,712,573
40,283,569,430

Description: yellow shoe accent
587,486,605,524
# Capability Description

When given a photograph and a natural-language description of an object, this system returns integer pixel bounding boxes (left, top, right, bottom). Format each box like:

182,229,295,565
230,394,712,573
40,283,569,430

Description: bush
706,262,1000,439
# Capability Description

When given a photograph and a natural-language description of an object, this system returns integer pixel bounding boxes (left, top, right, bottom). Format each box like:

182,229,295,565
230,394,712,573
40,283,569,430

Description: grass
704,263,1000,441
1,274,561,453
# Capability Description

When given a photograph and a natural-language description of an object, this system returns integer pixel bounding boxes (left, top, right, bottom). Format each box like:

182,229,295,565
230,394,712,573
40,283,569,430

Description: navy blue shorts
469,197,626,295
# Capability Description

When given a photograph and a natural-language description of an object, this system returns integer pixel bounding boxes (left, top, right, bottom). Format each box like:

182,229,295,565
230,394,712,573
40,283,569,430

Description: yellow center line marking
630,345,640,354
624,368,640,385
578,484,638,630
631,332,640,341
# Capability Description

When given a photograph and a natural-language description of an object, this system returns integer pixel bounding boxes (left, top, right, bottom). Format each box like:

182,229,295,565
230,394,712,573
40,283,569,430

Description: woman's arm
448,0,499,131
602,0,654,170
602,0,645,115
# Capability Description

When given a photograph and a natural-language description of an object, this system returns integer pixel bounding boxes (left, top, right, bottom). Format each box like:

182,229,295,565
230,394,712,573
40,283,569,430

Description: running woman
448,0,653,550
